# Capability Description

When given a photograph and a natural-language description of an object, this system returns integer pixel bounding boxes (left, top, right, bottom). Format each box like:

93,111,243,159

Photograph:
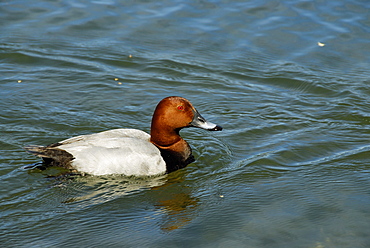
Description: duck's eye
177,105,184,111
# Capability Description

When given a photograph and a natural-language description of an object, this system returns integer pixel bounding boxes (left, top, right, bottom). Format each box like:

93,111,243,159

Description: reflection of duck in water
51,172,200,232
155,191,199,231
148,173,200,231
25,96,222,176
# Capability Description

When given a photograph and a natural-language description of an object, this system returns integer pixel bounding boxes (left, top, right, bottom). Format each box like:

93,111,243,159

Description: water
1,0,370,247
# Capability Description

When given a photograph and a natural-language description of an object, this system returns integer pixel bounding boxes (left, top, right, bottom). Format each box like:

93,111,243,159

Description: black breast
158,149,195,173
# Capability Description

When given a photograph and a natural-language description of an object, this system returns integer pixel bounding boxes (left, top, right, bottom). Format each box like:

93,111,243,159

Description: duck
25,96,222,176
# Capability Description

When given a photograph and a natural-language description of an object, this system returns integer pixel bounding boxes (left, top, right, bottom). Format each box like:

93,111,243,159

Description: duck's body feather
27,129,166,176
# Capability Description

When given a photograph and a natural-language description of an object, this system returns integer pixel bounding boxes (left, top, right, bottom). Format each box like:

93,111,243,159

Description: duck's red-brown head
150,96,222,147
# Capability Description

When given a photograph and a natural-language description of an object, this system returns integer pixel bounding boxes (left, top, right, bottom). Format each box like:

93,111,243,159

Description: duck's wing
24,129,149,168
25,129,166,176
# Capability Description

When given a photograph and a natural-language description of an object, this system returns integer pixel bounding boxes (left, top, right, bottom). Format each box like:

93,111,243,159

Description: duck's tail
24,144,74,168
24,145,50,157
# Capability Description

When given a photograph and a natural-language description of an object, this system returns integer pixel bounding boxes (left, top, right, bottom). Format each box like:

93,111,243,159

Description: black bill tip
211,125,223,131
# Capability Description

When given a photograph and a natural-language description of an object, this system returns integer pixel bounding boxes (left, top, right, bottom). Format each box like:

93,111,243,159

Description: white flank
58,129,166,176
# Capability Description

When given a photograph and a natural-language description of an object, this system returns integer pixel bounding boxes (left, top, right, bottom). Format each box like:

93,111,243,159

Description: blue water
1,0,370,247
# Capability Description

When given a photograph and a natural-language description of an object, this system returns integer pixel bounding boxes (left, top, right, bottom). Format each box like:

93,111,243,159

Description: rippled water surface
1,0,370,247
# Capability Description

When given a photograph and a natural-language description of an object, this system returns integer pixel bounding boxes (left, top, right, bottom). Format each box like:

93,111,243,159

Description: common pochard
25,96,222,176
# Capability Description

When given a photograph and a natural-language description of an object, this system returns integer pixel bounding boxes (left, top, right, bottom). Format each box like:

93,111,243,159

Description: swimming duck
25,96,222,176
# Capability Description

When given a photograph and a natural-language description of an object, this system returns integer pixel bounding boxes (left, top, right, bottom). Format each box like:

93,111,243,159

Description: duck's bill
190,109,223,131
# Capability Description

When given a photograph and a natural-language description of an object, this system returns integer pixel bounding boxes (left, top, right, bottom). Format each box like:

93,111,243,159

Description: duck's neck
150,125,181,147
153,137,190,156
150,126,194,172
150,127,192,158
153,138,194,173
